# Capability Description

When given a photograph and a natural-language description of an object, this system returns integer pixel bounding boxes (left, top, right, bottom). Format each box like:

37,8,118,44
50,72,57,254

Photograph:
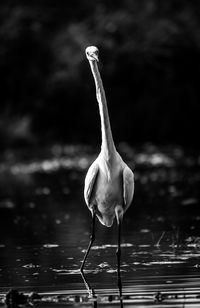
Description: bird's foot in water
88,288,96,298
88,290,97,307
119,295,123,307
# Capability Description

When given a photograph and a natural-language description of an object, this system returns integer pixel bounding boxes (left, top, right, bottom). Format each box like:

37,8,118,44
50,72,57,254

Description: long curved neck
89,60,116,158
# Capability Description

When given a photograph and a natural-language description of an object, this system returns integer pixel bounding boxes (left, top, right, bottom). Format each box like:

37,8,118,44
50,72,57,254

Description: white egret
80,46,134,306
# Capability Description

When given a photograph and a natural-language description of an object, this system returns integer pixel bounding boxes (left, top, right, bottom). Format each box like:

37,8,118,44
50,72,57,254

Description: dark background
0,0,200,149
0,1,200,296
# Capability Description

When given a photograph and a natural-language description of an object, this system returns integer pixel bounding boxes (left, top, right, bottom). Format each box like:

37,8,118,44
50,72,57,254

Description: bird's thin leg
80,210,96,272
116,219,123,308
80,210,96,301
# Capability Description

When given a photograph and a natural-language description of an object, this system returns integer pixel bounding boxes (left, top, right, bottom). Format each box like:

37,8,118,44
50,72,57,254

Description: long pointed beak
92,54,99,62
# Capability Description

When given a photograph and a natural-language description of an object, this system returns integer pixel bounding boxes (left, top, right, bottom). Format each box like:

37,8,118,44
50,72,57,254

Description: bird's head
85,46,99,62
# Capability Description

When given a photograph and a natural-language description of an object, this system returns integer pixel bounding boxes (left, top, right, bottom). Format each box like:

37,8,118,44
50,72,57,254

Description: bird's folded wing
123,165,134,210
84,162,99,206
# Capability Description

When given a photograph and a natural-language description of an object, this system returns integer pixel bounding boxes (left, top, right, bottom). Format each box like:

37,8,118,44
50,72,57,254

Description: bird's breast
88,156,125,227
93,166,123,207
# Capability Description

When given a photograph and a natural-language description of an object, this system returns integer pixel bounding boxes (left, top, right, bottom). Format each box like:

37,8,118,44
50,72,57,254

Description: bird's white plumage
84,46,134,227
122,165,134,210
84,153,134,226
84,160,99,206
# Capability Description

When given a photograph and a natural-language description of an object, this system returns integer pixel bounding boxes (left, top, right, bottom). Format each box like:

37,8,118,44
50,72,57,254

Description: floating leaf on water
90,245,111,250
98,262,109,268
89,243,133,251
186,243,200,248
121,243,133,247
52,269,69,273
108,268,126,273
138,245,151,248
121,263,129,267
149,261,185,265
23,263,40,269
43,244,59,248
52,268,98,275
107,269,117,273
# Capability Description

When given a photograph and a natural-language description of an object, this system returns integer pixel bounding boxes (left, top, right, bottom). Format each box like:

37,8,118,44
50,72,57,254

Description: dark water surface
0,144,200,307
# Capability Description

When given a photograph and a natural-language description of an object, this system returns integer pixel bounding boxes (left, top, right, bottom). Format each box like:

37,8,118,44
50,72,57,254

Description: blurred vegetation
0,1,200,148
